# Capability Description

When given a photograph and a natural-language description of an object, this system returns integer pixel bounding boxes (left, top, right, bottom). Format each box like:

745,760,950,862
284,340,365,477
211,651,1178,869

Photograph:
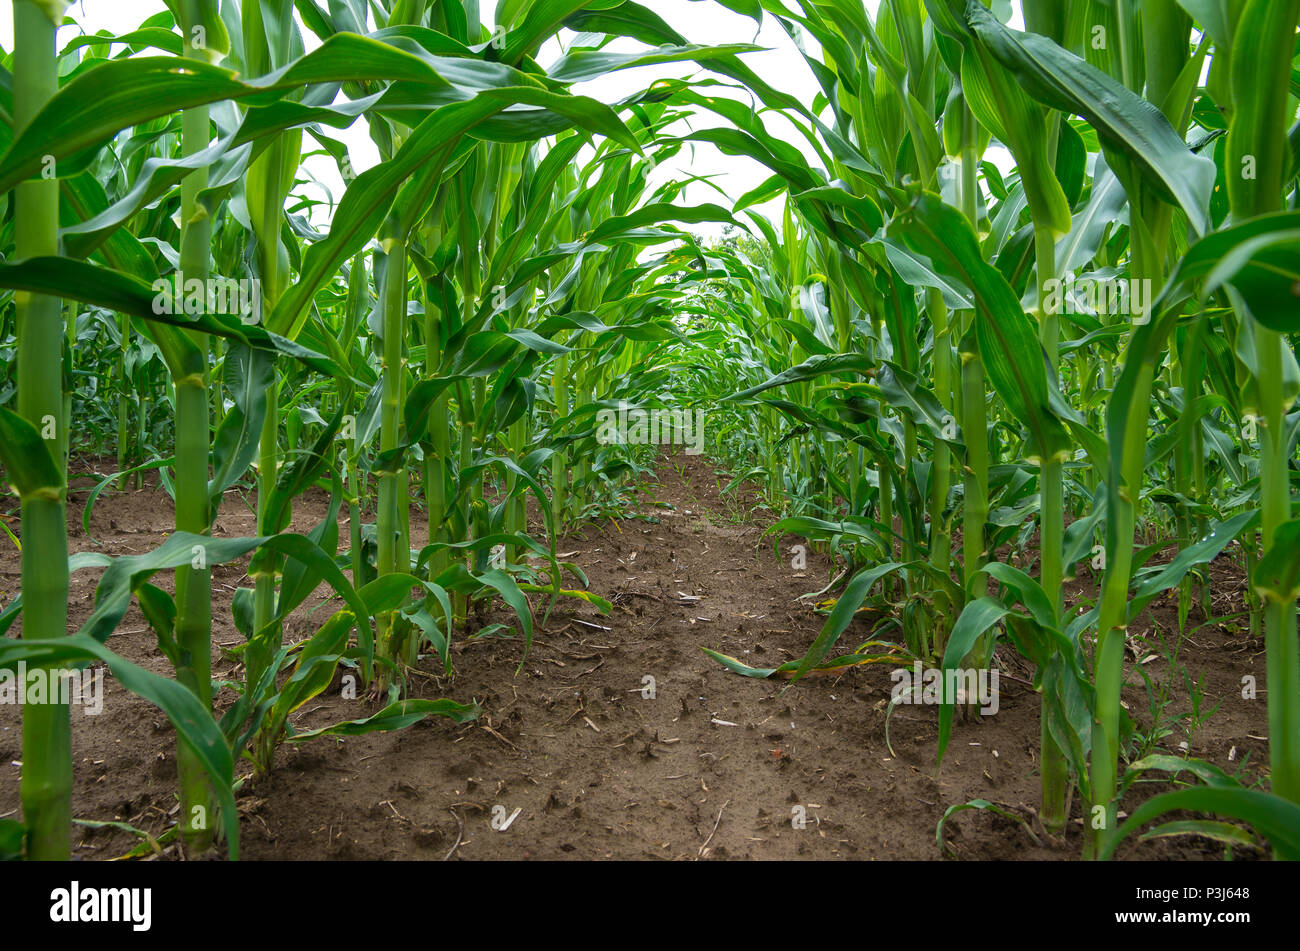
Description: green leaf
1103,787,1300,860
287,698,480,741
0,408,63,502
0,258,341,377
0,634,240,859
1139,820,1261,850
1129,509,1259,618
700,646,783,679
936,798,1039,855
0,32,555,192
1126,754,1243,789
937,597,1009,764
892,193,1071,464
963,1,1216,234
1055,151,1129,274
1158,212,1300,334
877,363,965,453
960,30,1071,236
263,611,355,750
1253,518,1300,605
209,344,274,501
725,353,875,402
1224,0,1300,217
787,562,909,685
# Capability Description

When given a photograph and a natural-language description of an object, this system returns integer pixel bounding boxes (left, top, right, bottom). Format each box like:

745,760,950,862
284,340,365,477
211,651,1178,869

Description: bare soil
0,450,1276,860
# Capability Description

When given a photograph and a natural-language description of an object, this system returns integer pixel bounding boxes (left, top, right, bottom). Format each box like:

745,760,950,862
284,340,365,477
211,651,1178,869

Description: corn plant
1,0,1297,862
692,0,1299,858
7,0,71,862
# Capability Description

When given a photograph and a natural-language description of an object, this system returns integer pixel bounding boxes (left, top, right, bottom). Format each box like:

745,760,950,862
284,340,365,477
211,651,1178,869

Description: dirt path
0,451,1272,860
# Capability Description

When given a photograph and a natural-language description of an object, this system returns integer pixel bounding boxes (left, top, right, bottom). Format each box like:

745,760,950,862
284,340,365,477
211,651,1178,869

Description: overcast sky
3,1,1021,238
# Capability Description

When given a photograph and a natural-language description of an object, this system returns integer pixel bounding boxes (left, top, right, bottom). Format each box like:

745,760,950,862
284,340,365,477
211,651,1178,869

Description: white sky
3,1,1020,239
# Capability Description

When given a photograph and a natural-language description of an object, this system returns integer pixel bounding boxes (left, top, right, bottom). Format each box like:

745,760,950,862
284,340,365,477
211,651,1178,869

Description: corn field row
0,0,1298,862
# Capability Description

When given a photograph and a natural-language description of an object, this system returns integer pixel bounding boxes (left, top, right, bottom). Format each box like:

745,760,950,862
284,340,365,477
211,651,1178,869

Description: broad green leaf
0,634,240,859
287,697,481,740
964,1,1216,234
1103,787,1300,860
892,193,1071,463
1253,518,1300,605
937,597,1009,764
0,408,63,502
